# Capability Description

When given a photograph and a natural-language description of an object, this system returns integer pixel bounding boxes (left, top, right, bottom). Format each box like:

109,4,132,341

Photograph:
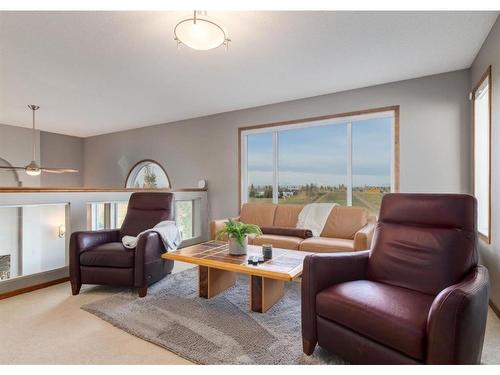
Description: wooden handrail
0,187,207,193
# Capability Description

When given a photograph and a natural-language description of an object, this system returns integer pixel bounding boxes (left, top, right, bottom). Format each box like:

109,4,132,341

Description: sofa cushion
299,237,354,252
240,203,277,227
321,206,368,239
273,204,303,227
252,234,303,250
316,280,434,360
80,242,135,268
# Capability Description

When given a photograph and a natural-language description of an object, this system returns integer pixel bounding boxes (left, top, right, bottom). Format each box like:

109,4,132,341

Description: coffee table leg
199,266,236,298
250,276,285,313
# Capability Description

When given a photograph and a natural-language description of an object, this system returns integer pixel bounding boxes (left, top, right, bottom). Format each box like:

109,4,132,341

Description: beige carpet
0,263,193,364
0,260,499,364
81,267,345,365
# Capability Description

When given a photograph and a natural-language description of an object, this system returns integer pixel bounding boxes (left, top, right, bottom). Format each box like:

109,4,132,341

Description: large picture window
473,66,492,243
240,107,399,216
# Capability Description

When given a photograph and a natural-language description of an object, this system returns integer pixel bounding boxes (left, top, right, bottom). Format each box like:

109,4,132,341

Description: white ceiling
0,11,497,137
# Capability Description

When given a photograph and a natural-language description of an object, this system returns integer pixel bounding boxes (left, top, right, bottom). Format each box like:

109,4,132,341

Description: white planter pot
228,235,248,255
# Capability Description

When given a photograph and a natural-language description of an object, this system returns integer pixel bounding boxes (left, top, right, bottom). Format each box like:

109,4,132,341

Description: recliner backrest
367,193,477,295
120,192,174,238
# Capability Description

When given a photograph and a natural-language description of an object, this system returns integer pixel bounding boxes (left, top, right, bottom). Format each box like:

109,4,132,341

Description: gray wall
471,16,500,308
0,123,83,187
84,69,471,220
40,131,84,187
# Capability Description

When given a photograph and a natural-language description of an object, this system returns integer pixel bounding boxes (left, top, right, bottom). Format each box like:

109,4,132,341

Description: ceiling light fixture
0,105,79,176
174,11,230,51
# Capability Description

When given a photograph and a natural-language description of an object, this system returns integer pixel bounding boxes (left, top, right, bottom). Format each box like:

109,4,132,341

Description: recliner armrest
301,251,370,351
134,231,166,287
69,229,121,288
210,217,240,240
70,229,121,254
353,222,376,251
135,231,166,263
426,265,490,364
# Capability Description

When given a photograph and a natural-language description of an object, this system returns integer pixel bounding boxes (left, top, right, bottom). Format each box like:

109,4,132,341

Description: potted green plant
215,218,262,255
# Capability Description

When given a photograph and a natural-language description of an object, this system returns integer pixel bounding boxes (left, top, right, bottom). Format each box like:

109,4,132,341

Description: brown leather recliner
70,192,175,297
302,193,490,364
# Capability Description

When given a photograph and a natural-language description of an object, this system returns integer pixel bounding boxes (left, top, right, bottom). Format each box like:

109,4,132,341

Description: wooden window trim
237,105,400,210
472,66,492,244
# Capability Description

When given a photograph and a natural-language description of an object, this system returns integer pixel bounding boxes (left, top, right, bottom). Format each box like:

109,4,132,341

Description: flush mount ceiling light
174,11,230,51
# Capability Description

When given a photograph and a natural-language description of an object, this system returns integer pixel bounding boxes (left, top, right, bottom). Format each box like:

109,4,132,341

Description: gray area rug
81,267,345,365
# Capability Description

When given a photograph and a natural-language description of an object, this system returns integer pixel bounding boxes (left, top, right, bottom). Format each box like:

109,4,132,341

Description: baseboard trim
489,300,500,319
0,277,69,300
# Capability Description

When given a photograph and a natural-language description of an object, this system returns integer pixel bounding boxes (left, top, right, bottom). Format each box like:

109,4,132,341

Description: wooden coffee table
162,241,312,313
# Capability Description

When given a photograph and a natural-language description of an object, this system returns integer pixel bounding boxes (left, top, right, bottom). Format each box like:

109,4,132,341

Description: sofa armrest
69,229,121,286
301,251,370,353
426,265,490,364
353,222,376,251
210,217,240,240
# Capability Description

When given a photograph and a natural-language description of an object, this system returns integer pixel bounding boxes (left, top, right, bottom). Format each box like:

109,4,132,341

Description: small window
176,200,194,240
125,160,170,189
91,202,106,230
473,66,492,243
111,202,128,229
87,201,128,230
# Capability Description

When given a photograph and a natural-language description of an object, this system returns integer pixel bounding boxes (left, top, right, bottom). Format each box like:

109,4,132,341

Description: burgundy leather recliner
302,193,490,364
70,192,175,297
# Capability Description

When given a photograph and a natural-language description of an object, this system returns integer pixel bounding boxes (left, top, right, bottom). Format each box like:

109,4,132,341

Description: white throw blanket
122,220,182,251
296,203,338,237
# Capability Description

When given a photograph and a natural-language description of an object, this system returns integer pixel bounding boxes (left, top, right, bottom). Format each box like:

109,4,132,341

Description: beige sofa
210,203,376,253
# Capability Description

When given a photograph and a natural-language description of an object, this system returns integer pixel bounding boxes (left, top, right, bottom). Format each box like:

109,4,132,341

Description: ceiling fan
0,105,79,176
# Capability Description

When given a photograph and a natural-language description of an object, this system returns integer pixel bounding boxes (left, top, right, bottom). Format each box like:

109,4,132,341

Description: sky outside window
244,115,394,215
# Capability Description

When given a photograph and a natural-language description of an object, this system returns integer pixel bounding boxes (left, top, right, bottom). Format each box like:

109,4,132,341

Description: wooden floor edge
0,277,69,300
490,300,500,319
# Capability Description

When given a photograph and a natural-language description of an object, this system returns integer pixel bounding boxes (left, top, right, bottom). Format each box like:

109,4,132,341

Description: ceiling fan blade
0,166,26,171
40,169,65,174
41,168,79,173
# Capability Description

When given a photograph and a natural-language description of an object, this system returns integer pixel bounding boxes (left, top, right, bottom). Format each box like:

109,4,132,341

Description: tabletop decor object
216,218,262,255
